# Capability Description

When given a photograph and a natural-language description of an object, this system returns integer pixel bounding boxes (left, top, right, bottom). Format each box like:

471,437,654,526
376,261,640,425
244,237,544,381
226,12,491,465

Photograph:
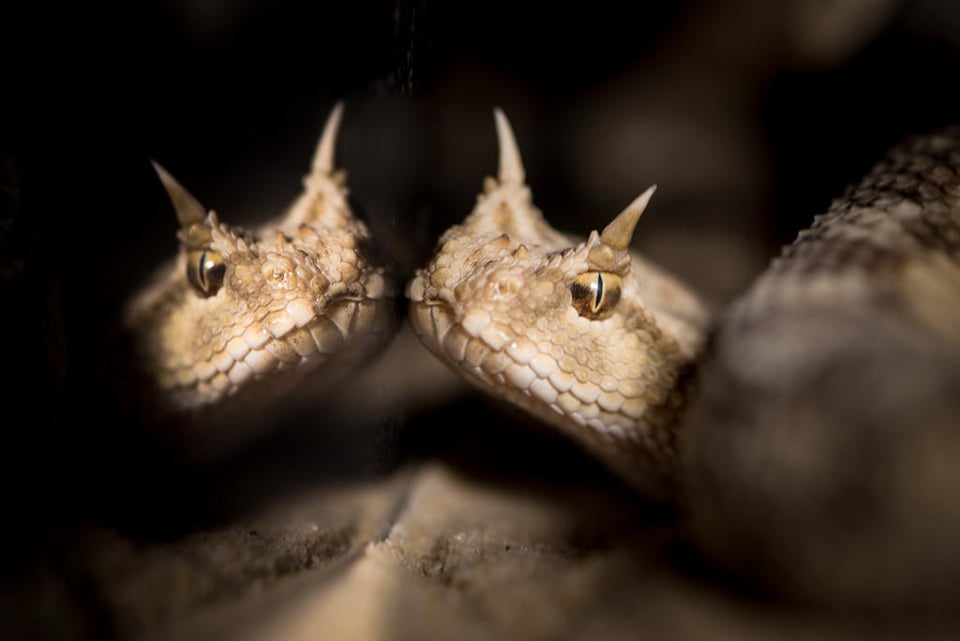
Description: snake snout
409,297,457,355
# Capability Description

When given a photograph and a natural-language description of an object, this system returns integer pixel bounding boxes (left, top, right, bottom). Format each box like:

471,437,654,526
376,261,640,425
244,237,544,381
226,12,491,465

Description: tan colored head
126,104,392,412
407,109,709,497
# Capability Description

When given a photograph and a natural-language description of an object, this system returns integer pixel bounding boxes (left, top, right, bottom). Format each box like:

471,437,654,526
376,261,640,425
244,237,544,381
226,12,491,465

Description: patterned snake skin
683,126,960,608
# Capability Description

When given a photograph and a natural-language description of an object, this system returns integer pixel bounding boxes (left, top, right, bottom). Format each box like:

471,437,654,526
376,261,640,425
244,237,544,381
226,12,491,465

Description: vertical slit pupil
595,273,604,309
198,250,208,289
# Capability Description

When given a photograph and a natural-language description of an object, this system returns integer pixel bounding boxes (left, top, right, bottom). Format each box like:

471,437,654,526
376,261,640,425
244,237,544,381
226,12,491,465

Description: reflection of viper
125,104,395,431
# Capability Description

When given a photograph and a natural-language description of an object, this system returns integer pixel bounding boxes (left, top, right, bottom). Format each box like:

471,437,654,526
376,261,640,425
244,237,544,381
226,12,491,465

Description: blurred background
3,0,960,638
8,0,960,280
7,0,960,285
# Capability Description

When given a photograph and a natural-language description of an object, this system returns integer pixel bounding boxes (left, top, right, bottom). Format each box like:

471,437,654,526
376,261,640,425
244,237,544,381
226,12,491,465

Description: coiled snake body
684,126,960,607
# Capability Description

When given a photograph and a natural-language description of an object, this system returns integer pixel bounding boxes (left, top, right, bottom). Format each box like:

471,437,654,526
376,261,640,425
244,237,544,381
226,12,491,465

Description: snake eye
570,271,621,320
186,249,226,297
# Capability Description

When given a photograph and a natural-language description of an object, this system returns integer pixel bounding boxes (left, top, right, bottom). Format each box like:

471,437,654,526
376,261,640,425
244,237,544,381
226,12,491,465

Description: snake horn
600,185,657,250
151,160,208,228
311,101,344,176
494,108,526,185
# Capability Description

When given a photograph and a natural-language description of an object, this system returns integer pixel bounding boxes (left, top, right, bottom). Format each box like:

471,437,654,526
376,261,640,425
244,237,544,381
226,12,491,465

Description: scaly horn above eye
494,107,525,185
151,160,208,228
311,101,344,176
600,185,657,250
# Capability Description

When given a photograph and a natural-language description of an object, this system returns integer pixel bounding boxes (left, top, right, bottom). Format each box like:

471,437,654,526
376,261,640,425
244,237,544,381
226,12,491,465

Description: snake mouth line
408,297,678,497
409,299,652,439
163,296,386,410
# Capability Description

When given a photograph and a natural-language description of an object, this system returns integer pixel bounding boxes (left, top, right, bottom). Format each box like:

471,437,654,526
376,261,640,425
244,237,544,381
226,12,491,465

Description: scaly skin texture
407,110,710,499
684,127,960,609
125,104,394,424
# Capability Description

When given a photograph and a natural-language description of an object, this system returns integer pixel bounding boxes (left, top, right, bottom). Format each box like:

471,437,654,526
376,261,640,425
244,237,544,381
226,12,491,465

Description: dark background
8,1,960,252
3,0,960,622
7,0,960,279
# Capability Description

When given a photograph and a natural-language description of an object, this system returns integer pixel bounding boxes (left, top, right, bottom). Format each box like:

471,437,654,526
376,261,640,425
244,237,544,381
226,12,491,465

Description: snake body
683,127,960,608
125,104,394,433
407,110,710,499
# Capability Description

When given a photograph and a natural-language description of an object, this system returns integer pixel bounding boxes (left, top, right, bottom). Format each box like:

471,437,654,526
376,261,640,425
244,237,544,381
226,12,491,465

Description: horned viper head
125,104,393,417
407,110,709,498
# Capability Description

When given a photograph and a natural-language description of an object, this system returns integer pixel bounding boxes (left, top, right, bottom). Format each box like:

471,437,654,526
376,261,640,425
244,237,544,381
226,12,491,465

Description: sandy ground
10,455,959,641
